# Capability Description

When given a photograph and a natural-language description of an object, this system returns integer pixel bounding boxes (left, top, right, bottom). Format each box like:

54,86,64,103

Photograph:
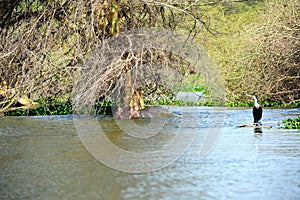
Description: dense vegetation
0,0,299,116
281,116,300,129
203,0,299,104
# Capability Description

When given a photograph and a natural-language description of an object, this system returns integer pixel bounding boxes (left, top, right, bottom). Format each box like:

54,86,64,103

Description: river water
0,107,299,200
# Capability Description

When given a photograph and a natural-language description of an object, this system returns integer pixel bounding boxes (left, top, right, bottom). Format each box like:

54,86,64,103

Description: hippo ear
139,110,144,118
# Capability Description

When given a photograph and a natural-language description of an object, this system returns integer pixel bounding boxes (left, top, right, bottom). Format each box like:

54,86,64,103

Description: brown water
1,107,300,199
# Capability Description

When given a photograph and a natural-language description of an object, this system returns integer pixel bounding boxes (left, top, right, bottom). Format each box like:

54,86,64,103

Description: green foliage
290,102,300,108
4,99,115,116
15,0,43,14
261,101,284,107
193,86,209,95
227,101,253,107
281,116,300,129
94,100,113,115
226,100,286,107
146,98,212,106
5,99,72,116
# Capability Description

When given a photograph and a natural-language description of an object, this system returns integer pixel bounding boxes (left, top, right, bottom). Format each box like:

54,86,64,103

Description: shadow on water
0,107,300,200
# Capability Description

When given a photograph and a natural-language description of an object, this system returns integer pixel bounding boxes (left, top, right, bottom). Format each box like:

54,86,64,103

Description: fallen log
236,122,275,129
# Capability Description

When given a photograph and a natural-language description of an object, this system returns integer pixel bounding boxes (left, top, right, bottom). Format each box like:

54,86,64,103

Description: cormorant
247,94,262,124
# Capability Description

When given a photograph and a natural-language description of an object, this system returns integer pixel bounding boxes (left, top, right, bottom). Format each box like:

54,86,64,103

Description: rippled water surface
1,107,300,200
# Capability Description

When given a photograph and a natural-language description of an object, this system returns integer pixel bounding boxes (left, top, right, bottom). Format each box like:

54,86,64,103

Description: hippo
113,105,132,119
113,105,172,119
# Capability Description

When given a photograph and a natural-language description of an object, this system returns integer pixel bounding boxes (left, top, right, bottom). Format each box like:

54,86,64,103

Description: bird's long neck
254,97,260,108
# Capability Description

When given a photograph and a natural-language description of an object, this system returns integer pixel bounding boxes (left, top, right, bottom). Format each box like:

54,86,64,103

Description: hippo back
138,106,171,118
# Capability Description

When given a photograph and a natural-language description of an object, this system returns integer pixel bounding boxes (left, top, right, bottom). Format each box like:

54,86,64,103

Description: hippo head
113,105,140,119
113,105,171,119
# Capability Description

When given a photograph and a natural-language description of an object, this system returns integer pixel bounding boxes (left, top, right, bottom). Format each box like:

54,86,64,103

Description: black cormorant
247,94,262,124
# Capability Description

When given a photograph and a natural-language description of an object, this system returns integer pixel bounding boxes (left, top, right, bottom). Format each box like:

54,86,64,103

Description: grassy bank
4,97,299,129
202,0,299,104
4,98,299,116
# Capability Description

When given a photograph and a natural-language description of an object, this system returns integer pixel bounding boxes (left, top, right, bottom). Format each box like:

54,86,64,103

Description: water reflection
254,127,263,137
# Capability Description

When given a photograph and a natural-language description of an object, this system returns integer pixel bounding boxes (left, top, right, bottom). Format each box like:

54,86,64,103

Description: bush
281,116,300,129
205,0,300,104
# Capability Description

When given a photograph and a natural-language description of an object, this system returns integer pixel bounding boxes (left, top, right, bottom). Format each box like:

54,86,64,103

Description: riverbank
4,99,300,116
2,99,299,129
